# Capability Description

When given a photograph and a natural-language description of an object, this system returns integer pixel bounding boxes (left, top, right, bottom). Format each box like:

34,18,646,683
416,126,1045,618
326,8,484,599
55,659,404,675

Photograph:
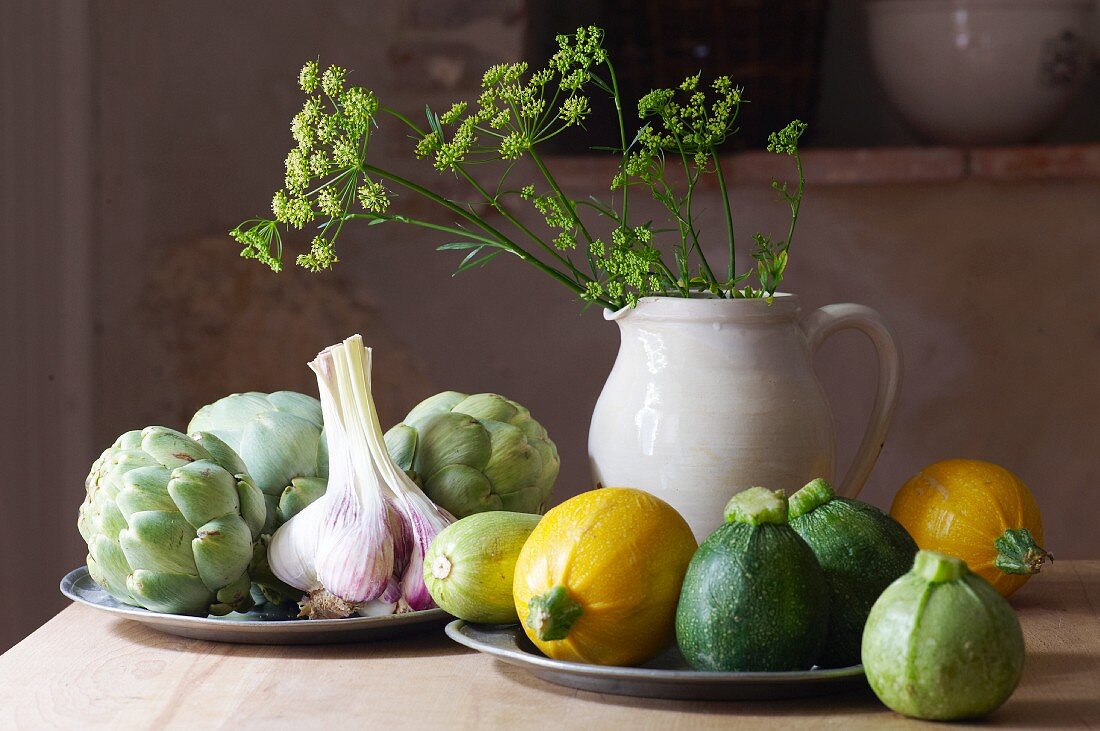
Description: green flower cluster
415,28,606,172
635,74,742,168
768,120,809,156
231,60,389,272
232,26,810,310
580,225,664,307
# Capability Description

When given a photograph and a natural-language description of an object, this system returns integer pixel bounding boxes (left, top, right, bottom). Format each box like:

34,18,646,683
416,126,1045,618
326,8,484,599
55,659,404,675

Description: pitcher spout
604,304,633,322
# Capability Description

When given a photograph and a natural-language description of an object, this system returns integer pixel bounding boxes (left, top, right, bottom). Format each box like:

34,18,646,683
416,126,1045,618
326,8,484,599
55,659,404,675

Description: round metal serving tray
446,620,867,701
61,566,449,644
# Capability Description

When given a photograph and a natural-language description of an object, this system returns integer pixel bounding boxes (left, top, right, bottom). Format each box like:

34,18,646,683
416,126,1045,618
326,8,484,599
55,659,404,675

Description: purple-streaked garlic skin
266,335,455,618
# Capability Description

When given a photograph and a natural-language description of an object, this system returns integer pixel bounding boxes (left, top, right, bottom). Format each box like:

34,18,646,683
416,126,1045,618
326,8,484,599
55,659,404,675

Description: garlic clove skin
314,494,395,605
395,499,453,611
267,496,324,593
356,576,403,616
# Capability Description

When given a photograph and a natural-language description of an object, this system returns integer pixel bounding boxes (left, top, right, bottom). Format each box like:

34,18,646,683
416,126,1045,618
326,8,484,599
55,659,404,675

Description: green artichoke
384,392,559,518
188,391,327,532
77,427,267,616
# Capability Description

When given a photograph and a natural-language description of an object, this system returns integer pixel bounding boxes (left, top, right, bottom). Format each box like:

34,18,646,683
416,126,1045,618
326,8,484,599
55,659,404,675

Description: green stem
380,107,427,137
714,151,737,282
914,550,966,583
319,168,360,249
362,163,614,308
723,487,789,525
993,528,1053,575
652,179,690,285
654,258,687,296
527,148,598,277
788,478,836,520
784,153,805,252
342,214,501,247
454,165,586,284
526,585,583,641
674,142,719,292
606,60,630,243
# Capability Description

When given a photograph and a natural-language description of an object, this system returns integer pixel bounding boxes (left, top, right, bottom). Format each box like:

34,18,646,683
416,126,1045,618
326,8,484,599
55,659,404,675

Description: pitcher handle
802,304,903,499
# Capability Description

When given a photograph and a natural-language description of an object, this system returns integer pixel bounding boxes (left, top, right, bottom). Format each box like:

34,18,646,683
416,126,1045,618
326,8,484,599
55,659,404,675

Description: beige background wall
2,0,1098,651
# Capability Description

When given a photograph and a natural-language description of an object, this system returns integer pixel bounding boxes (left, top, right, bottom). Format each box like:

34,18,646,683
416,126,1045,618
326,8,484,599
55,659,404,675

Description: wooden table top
1,562,1097,729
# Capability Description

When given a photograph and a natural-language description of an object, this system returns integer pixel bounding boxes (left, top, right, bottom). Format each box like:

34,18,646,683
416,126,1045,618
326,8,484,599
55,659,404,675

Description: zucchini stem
993,528,1053,575
723,487,789,526
913,550,966,583
788,478,835,519
526,585,583,641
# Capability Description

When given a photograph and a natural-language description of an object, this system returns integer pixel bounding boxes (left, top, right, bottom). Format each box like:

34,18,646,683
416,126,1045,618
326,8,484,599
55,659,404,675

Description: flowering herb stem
606,60,630,250
232,27,808,310
714,152,737,283
360,163,609,306
453,164,586,284
527,147,599,278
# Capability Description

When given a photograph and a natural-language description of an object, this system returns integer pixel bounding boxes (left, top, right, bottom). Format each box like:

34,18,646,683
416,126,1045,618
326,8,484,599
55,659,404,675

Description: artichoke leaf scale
166,461,241,529
114,429,145,450
266,390,324,424
89,534,136,602
188,392,271,440
236,475,268,539
115,465,175,518
454,393,520,423
384,424,418,473
191,432,249,476
118,510,201,576
141,427,213,468
127,569,215,616
108,448,161,476
210,573,254,616
240,412,323,496
481,420,543,491
424,463,501,516
192,515,255,592
403,391,467,426
277,476,327,524
414,412,493,478
186,391,327,535
93,488,130,538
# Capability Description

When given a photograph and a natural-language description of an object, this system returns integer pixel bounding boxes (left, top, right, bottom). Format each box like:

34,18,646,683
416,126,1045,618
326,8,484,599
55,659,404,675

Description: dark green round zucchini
789,478,919,668
675,487,829,672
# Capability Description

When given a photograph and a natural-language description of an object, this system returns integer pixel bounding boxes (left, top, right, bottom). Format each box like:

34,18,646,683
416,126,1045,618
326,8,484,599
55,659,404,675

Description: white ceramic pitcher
588,294,902,541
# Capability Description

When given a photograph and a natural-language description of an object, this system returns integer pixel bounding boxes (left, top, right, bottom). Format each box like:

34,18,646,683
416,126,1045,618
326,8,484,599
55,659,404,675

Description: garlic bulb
267,335,454,618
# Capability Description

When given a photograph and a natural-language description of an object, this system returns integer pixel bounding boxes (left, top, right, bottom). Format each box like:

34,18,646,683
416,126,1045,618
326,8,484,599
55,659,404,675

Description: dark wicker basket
526,0,826,151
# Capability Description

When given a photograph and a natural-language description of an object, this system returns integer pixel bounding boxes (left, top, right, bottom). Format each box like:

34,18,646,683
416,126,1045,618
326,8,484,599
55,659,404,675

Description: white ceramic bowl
867,0,1096,145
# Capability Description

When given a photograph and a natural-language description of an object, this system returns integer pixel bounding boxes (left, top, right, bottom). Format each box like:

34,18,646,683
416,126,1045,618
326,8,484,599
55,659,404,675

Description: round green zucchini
862,550,1025,720
675,487,829,672
788,478,919,668
423,511,540,623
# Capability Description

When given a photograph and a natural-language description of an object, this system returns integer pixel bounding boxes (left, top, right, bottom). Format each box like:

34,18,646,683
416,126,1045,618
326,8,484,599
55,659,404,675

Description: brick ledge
544,144,1100,188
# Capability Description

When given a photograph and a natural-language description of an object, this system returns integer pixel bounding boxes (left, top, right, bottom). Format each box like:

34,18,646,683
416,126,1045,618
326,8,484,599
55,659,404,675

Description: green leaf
437,240,509,251
425,105,444,137
454,248,503,274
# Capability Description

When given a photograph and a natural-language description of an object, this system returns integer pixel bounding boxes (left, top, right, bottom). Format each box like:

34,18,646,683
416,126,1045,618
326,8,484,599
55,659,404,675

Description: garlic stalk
267,335,454,618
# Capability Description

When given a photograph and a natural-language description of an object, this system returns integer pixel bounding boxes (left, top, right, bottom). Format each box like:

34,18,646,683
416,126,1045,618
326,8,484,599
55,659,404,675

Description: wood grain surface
1,562,1097,730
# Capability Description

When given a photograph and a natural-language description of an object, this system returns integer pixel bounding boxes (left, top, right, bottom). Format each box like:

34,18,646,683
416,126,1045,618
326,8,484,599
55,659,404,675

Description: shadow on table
107,617,471,660
1022,650,1099,680
492,658,884,716
989,698,1100,729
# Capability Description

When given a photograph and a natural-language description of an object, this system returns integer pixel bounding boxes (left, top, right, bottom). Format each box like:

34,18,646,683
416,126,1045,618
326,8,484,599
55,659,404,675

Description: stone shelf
546,143,1100,188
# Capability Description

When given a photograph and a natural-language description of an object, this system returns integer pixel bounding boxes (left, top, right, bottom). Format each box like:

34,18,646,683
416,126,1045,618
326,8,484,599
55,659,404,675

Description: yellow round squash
890,459,1051,597
512,487,697,666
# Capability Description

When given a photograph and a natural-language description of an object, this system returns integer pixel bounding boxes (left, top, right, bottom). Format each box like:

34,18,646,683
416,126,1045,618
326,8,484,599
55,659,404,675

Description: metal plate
61,566,449,645
445,620,867,701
